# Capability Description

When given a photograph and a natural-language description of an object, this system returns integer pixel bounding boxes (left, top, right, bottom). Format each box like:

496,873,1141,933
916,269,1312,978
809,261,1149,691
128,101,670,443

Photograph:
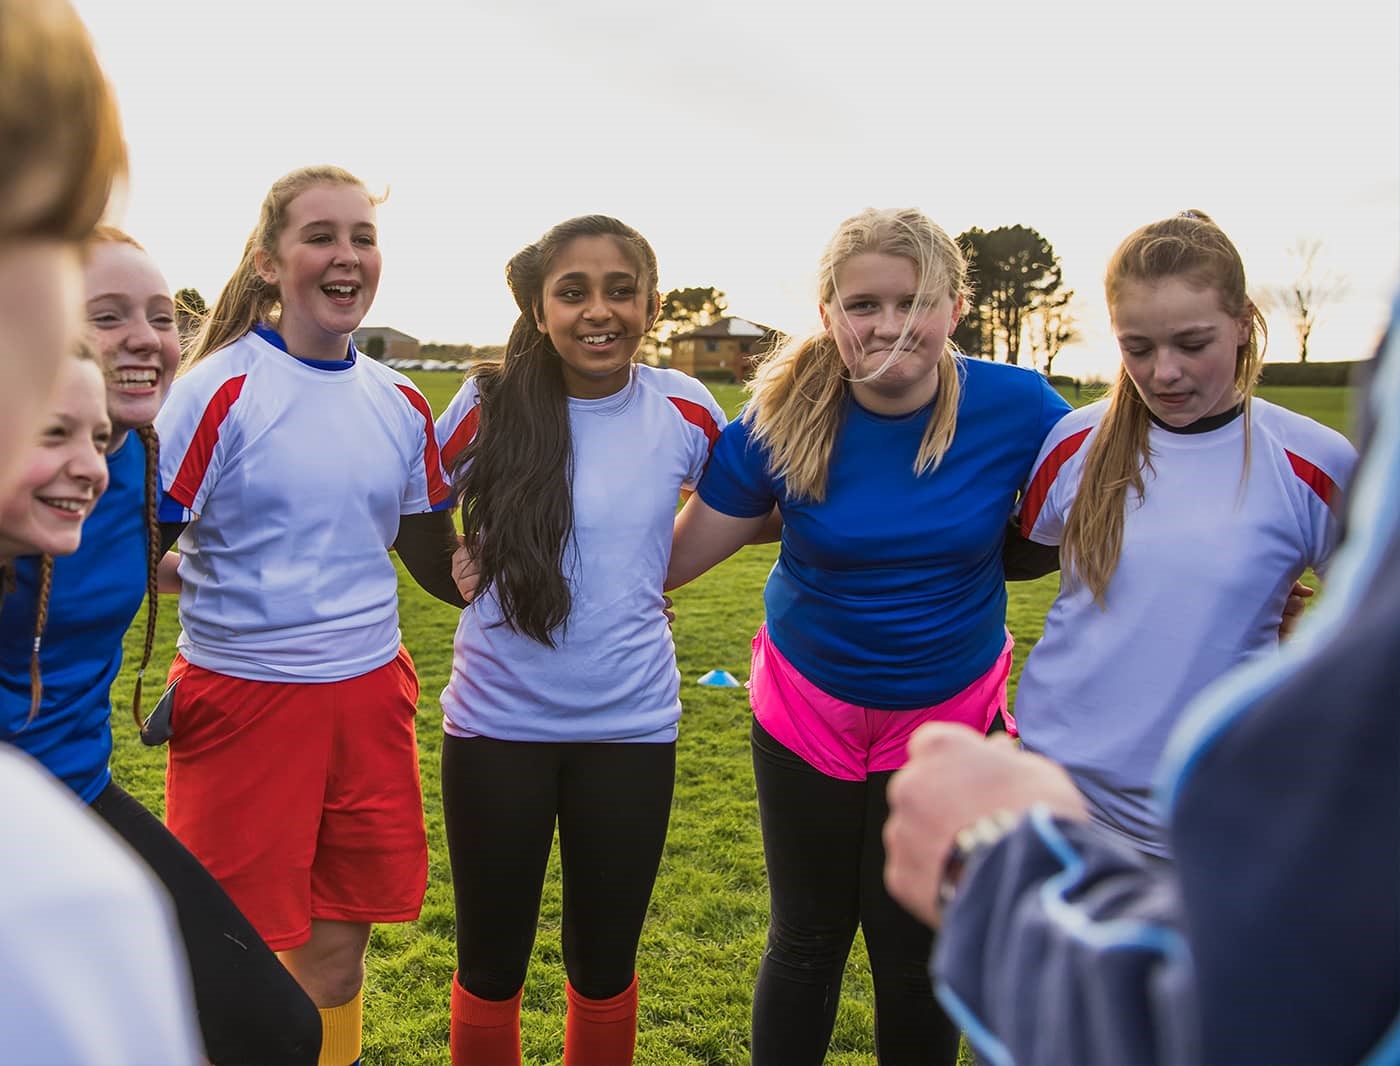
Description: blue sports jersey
698,357,1069,709
0,432,149,802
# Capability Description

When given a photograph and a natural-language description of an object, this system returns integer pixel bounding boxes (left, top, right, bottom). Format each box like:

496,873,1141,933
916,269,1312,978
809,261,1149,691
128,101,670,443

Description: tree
654,286,728,342
642,286,729,365
1265,240,1348,363
364,335,385,359
955,226,1065,365
1028,287,1080,377
174,287,206,341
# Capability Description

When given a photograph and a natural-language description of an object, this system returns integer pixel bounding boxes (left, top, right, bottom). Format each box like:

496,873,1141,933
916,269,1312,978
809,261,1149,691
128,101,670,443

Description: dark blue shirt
699,357,1069,709
1,432,149,801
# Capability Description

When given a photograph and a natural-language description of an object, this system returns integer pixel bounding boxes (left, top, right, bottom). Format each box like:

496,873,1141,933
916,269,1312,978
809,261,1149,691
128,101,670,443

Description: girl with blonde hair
666,207,1070,1064
1013,210,1356,859
154,165,463,1066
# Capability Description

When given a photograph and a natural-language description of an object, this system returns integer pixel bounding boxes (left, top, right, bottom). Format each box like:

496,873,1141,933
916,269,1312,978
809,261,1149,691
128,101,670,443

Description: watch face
940,810,1021,909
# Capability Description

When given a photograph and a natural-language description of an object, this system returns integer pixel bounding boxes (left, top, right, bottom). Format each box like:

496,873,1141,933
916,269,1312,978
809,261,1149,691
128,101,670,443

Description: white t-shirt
156,331,450,682
1015,398,1356,856
0,746,202,1065
436,365,725,743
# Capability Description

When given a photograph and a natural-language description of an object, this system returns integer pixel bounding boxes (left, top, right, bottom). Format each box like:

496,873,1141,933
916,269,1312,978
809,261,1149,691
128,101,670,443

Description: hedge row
1257,361,1363,387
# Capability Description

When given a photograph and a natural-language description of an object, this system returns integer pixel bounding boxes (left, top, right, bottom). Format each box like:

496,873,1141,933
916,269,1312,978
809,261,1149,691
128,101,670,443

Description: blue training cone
697,669,742,688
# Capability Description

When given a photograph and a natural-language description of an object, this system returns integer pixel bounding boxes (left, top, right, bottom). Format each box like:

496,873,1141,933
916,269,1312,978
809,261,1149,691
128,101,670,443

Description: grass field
106,374,1356,1064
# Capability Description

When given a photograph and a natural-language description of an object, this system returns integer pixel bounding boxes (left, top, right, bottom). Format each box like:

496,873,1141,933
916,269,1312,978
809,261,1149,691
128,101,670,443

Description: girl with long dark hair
435,215,726,1065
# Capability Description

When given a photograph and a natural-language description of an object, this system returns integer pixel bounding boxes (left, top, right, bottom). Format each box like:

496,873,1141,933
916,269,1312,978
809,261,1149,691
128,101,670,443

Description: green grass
106,376,1355,1064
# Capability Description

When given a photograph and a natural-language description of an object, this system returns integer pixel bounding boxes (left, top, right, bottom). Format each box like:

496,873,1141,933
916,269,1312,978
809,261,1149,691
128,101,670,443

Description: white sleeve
154,362,248,518
435,377,483,486
392,378,452,514
1017,409,1097,546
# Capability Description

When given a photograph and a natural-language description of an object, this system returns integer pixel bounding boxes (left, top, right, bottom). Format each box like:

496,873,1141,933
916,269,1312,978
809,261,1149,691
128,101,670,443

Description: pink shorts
749,625,1014,781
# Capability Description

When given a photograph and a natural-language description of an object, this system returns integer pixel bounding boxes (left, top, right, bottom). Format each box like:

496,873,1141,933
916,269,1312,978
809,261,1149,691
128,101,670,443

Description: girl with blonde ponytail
153,165,463,1066
1014,211,1357,860
666,207,1071,1065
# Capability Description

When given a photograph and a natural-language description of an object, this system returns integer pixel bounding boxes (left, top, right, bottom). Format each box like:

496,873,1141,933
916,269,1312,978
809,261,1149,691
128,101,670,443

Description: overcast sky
74,0,1398,378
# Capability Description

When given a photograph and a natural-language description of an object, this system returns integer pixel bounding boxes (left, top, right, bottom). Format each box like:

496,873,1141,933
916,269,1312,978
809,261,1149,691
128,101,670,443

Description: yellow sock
317,988,363,1066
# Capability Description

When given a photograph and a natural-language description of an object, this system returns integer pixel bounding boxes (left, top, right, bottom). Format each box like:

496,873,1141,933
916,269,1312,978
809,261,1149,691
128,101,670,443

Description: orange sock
563,975,638,1066
450,972,522,1066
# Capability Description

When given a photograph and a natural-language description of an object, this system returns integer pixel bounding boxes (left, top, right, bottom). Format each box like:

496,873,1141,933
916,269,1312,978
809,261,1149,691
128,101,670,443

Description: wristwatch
938,809,1021,911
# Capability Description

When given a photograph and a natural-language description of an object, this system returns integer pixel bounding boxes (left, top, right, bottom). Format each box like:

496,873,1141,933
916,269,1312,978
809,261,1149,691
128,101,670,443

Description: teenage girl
153,165,463,1066
434,215,726,1065
1,226,323,1064
664,208,1070,1065
1012,210,1357,858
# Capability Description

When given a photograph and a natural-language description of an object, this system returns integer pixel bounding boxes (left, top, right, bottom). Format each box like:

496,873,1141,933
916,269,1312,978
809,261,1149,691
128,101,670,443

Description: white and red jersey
155,330,451,682
436,365,725,743
1014,397,1356,857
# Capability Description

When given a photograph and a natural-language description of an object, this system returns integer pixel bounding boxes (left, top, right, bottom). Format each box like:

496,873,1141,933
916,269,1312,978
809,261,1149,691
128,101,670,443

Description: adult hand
452,539,480,604
884,723,1087,928
1280,580,1313,640
662,594,675,628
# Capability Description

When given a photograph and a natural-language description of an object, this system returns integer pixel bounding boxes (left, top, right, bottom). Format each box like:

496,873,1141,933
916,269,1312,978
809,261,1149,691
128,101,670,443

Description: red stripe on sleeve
439,404,481,476
668,396,721,453
1286,449,1340,510
1019,426,1092,538
396,385,451,507
168,375,246,508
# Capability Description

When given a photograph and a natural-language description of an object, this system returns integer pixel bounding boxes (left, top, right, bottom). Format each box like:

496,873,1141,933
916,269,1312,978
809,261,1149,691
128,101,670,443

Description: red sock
450,972,521,1066
563,975,639,1066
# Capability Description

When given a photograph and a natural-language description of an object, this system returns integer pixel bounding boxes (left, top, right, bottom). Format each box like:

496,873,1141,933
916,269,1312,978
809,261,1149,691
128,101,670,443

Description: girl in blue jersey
1,227,324,1064
665,208,1070,1065
435,215,726,1065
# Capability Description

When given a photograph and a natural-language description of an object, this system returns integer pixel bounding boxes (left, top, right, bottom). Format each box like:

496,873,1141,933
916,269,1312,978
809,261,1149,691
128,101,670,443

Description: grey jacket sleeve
932,808,1200,1066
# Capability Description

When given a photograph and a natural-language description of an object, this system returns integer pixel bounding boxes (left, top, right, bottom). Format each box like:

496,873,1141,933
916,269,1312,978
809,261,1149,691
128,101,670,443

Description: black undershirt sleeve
1002,519,1061,581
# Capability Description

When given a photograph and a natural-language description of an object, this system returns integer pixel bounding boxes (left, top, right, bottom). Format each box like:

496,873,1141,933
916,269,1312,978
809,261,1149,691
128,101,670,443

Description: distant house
353,326,421,362
670,317,780,382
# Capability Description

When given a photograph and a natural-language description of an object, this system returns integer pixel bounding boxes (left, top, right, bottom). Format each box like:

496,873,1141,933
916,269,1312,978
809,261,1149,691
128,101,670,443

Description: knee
298,953,364,1009
317,959,366,1009
764,919,851,974
283,928,369,1008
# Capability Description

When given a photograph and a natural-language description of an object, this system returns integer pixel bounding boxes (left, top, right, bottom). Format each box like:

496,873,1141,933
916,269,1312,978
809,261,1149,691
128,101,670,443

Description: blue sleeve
695,413,778,519
157,490,193,524
1036,374,1073,442
934,809,1200,1066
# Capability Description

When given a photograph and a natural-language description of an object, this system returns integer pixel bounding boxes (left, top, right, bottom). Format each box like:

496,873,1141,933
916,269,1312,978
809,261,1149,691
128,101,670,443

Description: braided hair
129,424,160,725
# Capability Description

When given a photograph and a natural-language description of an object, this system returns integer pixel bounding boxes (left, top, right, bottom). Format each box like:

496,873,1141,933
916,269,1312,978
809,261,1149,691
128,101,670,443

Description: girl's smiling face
256,182,382,361
0,355,110,561
84,240,181,442
534,235,657,399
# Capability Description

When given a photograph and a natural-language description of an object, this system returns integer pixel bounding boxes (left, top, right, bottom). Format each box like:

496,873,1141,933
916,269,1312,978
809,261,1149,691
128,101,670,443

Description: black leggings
749,720,960,1066
441,733,675,1001
90,782,322,1066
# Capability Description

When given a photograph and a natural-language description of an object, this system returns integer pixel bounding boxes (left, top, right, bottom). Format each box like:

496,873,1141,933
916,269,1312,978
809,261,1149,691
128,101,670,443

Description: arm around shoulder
667,493,772,591
395,510,467,608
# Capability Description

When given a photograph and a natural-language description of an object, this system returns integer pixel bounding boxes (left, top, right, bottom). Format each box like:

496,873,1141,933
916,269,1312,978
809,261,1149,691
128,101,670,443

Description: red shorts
164,646,428,951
